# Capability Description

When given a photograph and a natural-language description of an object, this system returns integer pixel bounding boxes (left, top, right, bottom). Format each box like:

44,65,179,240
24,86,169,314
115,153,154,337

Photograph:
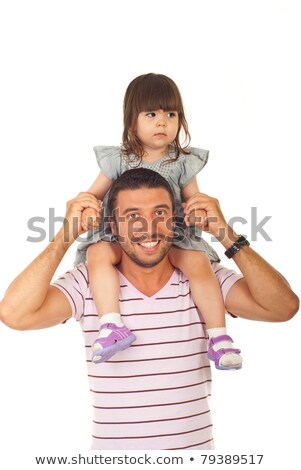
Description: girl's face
135,109,179,158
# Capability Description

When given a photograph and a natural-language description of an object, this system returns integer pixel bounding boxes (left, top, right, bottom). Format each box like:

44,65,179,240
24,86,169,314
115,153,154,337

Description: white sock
99,312,124,327
207,327,242,367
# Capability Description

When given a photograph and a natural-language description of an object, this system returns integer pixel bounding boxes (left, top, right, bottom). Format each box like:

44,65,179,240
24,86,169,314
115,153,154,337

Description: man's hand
63,192,101,243
183,192,233,244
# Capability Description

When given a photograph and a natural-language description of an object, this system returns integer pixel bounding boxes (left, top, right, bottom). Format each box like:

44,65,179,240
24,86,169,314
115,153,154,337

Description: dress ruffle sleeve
93,145,122,181
179,147,209,189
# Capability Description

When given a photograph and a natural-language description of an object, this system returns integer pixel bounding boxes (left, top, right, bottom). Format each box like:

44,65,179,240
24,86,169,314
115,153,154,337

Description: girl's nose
156,117,167,127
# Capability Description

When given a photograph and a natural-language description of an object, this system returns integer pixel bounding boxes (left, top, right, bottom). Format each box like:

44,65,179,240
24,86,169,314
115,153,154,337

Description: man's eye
129,213,139,219
155,210,166,217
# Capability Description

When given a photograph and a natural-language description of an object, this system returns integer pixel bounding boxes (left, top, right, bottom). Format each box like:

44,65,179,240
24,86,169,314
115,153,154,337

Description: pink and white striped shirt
52,262,242,450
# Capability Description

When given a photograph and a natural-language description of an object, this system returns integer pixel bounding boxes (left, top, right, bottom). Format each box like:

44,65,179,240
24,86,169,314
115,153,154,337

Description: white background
0,0,300,468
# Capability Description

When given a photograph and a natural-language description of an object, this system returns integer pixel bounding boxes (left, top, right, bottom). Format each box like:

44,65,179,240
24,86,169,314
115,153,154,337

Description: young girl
76,73,242,370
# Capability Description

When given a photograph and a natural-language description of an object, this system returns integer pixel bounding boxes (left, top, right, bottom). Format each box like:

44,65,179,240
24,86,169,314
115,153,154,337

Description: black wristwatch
224,235,250,259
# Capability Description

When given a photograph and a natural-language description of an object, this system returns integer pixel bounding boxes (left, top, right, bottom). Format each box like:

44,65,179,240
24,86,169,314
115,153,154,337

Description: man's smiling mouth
138,241,160,249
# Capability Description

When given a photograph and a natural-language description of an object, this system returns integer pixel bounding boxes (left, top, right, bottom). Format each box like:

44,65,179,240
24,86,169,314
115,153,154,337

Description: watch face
237,237,249,247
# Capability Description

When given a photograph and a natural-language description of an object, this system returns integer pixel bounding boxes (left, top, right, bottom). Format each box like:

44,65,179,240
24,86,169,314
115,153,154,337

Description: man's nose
130,215,165,238
140,215,158,235
128,215,152,237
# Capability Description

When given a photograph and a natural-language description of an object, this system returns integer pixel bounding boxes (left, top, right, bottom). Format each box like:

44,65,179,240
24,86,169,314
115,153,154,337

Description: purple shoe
208,335,242,370
92,323,136,364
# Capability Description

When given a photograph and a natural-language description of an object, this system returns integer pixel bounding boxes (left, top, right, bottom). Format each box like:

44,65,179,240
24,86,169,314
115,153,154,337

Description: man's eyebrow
122,207,139,215
122,204,171,215
153,204,171,210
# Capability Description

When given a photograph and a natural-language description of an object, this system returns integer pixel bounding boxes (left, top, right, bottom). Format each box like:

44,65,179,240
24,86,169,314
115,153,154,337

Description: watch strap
225,235,250,259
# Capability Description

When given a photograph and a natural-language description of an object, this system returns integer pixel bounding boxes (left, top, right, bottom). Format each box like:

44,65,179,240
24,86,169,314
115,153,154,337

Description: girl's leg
87,241,121,316
169,246,242,370
87,242,136,363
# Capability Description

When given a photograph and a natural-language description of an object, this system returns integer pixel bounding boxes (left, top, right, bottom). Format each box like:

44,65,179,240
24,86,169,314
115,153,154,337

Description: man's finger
186,209,207,227
184,193,214,214
67,194,101,213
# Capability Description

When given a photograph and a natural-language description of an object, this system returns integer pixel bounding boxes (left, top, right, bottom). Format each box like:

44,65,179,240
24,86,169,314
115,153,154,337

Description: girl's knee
87,241,121,264
169,247,211,274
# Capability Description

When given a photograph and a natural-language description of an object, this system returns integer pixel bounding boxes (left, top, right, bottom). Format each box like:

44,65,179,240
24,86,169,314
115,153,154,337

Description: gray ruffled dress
74,146,220,265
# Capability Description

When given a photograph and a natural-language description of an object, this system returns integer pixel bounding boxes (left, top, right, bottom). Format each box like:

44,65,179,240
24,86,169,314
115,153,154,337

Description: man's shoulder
53,263,89,290
69,263,88,281
52,264,90,320
173,268,189,284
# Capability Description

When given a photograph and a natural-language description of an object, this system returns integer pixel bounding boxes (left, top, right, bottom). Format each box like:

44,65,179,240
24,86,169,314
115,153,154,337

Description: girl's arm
181,176,200,201
87,171,113,199
181,177,205,226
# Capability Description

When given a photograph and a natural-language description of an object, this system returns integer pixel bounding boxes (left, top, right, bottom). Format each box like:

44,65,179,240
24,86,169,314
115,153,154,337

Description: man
0,169,298,450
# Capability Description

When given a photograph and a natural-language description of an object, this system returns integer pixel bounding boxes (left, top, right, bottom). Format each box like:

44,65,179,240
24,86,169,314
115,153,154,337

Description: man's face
111,187,174,267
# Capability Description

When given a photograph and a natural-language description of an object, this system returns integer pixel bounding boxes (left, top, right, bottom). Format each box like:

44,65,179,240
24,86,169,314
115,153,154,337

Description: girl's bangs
135,79,181,113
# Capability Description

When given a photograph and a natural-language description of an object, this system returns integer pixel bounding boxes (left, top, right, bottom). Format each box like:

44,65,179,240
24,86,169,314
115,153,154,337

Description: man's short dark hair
107,168,175,214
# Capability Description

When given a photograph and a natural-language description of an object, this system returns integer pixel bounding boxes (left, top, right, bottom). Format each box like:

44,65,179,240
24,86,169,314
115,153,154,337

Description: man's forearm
184,191,298,320
0,228,72,325
219,225,299,318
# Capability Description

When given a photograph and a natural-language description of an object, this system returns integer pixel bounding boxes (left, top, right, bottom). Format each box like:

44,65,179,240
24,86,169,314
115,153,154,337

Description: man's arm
0,192,100,330
183,193,299,322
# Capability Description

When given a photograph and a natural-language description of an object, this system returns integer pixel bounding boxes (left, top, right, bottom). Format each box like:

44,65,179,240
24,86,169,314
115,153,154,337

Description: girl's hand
183,204,207,229
82,205,102,231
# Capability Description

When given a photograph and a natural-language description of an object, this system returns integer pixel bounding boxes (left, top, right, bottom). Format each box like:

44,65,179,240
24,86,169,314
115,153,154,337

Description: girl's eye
146,112,156,117
167,112,177,118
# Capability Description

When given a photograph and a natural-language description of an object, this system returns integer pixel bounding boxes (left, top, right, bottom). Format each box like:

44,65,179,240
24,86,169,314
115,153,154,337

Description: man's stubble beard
115,234,172,268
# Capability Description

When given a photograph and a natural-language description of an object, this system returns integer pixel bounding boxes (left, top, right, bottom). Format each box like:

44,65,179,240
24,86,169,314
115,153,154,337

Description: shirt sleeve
179,147,209,189
93,145,122,181
51,264,89,321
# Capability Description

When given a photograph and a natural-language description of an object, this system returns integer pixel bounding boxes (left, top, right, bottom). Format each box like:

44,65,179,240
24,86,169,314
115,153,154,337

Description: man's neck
117,255,174,297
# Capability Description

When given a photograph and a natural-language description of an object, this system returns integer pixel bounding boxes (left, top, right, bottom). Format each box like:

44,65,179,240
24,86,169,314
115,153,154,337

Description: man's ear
109,217,117,235
172,210,176,227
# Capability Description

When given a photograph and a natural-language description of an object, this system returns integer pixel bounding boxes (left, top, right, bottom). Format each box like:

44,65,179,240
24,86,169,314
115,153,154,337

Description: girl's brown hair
122,73,191,163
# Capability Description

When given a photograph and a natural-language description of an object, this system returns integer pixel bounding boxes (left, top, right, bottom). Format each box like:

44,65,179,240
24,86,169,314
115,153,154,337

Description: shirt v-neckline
117,269,178,302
